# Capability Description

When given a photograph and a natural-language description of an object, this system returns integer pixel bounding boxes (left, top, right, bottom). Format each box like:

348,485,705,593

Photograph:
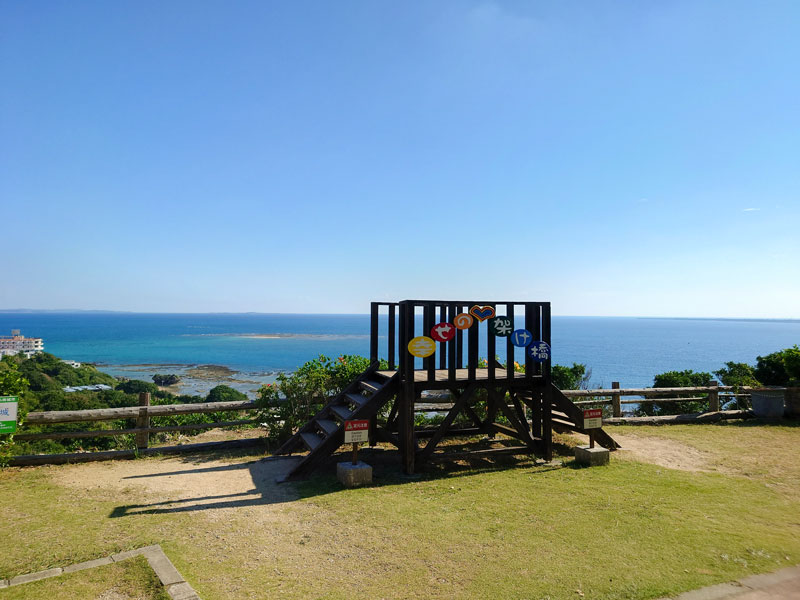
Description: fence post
708,381,720,412
611,381,621,417
136,392,150,450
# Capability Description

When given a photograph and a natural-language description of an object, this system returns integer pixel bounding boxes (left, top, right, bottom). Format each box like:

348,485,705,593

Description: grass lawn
0,420,798,599
0,555,169,600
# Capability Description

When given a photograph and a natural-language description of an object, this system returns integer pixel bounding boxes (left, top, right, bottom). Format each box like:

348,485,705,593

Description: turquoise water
1,312,798,389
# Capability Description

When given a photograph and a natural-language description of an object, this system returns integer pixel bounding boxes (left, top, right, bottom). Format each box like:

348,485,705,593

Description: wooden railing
11,392,260,466
561,383,765,417
9,384,783,466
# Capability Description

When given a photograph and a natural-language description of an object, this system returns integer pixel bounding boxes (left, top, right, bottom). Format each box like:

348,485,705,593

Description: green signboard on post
0,396,19,434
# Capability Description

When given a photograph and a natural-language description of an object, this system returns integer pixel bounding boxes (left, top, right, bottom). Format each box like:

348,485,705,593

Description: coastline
96,362,281,399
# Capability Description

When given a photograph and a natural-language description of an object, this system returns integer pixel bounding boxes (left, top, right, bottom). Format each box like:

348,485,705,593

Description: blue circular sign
526,341,551,362
511,329,533,347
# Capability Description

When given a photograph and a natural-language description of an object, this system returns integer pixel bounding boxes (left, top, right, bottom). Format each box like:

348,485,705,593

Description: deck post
708,381,720,412
370,303,379,363
611,381,621,417
136,392,150,450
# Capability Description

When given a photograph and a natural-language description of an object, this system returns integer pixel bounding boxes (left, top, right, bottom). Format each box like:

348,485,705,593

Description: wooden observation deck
275,300,617,482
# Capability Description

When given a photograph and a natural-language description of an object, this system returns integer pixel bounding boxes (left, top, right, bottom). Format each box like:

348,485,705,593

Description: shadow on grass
109,438,572,518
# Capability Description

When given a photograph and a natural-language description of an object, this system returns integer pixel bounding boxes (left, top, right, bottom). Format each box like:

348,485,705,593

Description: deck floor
377,368,535,382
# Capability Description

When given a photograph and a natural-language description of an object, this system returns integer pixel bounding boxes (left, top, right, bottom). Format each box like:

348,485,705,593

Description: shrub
255,354,372,442
637,370,712,416
755,346,800,387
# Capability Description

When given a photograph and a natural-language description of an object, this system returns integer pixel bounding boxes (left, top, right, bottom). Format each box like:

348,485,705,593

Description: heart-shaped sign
469,305,495,322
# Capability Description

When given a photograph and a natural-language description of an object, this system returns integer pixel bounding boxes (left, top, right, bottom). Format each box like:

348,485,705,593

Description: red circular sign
430,322,456,342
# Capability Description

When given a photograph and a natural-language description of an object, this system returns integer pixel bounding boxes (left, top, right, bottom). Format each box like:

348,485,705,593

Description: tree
551,363,591,390
255,354,371,442
206,385,248,403
637,369,712,416
116,379,158,395
0,356,29,397
755,346,800,386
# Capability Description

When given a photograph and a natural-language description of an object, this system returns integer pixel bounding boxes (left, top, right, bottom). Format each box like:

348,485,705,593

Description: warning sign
0,396,19,434
583,408,602,430
344,420,369,444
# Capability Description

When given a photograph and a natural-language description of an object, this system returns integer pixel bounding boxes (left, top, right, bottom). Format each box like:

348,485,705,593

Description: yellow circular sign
408,336,436,358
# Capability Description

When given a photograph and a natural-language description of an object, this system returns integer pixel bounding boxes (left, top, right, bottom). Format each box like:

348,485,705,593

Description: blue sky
2,1,798,317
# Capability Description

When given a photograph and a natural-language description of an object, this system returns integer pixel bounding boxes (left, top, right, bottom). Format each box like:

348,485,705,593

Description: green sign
0,396,19,434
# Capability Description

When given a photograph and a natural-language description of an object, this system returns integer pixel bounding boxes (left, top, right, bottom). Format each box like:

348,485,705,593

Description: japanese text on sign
344,420,370,444
0,396,19,435
583,409,602,430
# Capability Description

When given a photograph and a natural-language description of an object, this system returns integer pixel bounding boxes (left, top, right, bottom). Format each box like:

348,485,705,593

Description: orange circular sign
453,313,474,330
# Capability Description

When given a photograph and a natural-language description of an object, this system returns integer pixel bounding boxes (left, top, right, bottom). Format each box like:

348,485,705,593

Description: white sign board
583,408,602,430
0,396,19,434
344,420,369,444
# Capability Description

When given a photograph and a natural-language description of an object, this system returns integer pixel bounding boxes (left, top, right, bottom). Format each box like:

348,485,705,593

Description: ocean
1,312,797,397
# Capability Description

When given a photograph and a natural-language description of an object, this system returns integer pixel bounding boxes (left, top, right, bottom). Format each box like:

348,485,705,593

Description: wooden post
708,381,720,412
589,430,595,449
611,381,621,417
352,442,358,465
136,392,150,450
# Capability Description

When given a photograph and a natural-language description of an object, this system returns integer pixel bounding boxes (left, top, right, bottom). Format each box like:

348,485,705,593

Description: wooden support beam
417,383,478,464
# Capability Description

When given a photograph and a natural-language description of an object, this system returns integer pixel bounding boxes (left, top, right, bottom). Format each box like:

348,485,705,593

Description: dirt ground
611,433,712,472
51,454,301,516
48,432,713,511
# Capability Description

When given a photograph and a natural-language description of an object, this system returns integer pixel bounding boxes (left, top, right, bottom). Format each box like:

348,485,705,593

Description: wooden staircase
274,364,400,482
519,383,619,450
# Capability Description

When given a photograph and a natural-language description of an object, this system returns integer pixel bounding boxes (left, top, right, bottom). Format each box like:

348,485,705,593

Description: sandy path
611,433,712,472
50,454,301,516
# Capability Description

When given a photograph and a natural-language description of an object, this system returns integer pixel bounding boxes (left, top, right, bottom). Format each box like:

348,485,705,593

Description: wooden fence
6,384,775,466
562,382,753,417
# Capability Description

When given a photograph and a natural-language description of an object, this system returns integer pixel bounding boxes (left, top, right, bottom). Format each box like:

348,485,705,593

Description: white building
0,330,44,358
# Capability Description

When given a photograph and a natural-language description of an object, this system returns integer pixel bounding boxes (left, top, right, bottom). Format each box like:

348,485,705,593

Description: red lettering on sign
583,409,602,419
345,420,369,431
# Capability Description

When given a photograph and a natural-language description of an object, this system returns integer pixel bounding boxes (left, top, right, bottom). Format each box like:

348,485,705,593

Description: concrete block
337,461,373,487
575,445,610,466
63,556,113,573
144,548,185,586
738,564,800,588
167,581,202,600
9,568,62,586
672,582,745,600
0,579,8,589
111,549,145,562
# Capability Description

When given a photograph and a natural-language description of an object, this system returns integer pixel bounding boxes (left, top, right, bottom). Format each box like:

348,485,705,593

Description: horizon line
0,308,798,322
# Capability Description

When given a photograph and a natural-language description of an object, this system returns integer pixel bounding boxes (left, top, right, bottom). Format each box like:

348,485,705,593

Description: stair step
317,418,339,436
359,380,383,394
330,405,353,421
346,392,368,407
300,432,323,451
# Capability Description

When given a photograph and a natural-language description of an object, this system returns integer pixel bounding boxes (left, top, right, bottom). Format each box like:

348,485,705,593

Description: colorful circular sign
489,316,513,337
430,322,456,343
408,336,437,358
453,313,474,330
469,305,495,322
526,341,551,362
511,329,533,347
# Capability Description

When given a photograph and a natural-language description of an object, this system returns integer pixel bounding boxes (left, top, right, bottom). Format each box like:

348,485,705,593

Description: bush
636,370,712,416
552,363,591,390
206,385,248,403
755,346,800,387
256,355,372,442
116,379,159,396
